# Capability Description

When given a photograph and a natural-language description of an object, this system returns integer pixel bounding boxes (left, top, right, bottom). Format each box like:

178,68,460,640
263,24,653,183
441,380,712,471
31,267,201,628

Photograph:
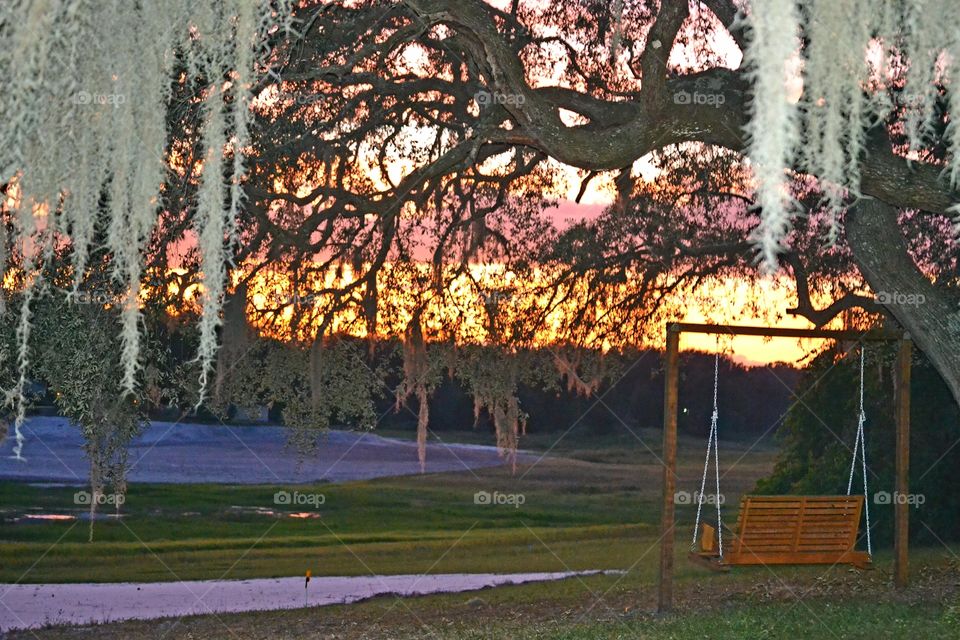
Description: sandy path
0,571,610,631
0,417,528,484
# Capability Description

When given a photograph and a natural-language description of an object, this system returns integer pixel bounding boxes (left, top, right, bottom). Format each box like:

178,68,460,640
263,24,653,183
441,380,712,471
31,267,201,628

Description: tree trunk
846,198,960,407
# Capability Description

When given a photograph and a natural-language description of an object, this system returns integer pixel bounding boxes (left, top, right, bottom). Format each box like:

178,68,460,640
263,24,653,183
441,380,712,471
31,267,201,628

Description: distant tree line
354,347,800,442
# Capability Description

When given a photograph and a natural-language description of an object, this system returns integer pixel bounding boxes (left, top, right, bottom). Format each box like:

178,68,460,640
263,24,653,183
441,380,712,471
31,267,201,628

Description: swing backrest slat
731,495,864,560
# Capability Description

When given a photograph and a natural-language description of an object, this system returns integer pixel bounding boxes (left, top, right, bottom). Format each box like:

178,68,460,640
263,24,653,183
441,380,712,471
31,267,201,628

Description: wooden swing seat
689,495,872,571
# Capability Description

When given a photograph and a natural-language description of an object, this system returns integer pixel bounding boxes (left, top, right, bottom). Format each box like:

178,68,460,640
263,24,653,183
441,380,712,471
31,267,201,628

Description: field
2,428,958,639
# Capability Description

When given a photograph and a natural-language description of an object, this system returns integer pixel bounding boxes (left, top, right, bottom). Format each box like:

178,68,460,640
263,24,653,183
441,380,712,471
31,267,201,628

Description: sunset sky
543,166,827,367
201,3,825,368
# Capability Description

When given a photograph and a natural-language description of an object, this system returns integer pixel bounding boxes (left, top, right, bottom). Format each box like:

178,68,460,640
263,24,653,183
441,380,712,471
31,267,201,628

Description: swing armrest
694,518,738,556
696,522,716,553
694,522,723,555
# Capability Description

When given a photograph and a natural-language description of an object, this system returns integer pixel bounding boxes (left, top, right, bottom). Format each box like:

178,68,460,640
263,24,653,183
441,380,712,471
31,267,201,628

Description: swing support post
894,337,912,589
657,322,911,613
657,325,681,613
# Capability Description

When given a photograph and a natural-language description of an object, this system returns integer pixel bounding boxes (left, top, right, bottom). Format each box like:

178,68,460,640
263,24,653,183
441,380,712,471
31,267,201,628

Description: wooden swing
686,348,873,572
689,495,871,571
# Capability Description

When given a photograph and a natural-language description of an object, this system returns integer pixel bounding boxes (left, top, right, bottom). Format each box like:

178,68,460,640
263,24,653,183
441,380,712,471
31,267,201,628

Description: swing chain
692,352,723,557
846,347,872,556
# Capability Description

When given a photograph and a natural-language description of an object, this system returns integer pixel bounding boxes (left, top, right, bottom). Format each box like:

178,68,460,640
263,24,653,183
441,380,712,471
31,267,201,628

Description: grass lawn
2,427,958,638
8,558,959,639
0,427,770,583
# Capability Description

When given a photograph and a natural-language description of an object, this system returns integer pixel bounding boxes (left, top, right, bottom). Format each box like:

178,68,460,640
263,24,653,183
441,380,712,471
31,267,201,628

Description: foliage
757,344,960,545
214,335,386,453
0,221,189,539
0,0,295,417
28,293,144,541
745,0,960,266
743,0,801,269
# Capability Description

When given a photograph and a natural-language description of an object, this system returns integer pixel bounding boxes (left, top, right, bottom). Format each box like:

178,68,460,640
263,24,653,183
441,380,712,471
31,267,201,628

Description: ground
1,427,957,638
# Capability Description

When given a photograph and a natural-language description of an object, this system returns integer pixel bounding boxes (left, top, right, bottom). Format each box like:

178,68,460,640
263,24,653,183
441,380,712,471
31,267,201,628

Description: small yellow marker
305,569,311,606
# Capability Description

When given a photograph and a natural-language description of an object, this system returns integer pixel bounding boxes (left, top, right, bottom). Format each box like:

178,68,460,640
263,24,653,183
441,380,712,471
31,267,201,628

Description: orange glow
9,262,833,367
237,261,833,366
676,278,831,365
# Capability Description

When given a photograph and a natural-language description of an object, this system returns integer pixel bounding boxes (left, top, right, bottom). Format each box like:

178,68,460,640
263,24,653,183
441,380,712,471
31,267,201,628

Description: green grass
0,428,729,583
0,471,658,582
2,430,958,639
11,561,958,639
441,601,954,639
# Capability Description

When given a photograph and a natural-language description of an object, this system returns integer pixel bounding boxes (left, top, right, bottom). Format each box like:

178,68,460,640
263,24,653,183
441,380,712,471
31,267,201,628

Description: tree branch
784,253,880,326
404,0,960,216
700,0,746,50
638,0,690,98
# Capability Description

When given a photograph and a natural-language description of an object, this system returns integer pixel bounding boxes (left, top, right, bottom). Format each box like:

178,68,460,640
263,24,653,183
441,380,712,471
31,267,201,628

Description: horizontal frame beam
668,322,904,342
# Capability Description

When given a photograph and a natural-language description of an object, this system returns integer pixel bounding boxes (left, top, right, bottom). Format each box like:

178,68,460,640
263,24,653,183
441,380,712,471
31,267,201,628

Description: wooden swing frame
657,323,913,613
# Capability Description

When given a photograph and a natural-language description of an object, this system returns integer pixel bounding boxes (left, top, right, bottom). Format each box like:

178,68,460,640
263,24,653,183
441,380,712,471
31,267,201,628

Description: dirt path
0,571,615,631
